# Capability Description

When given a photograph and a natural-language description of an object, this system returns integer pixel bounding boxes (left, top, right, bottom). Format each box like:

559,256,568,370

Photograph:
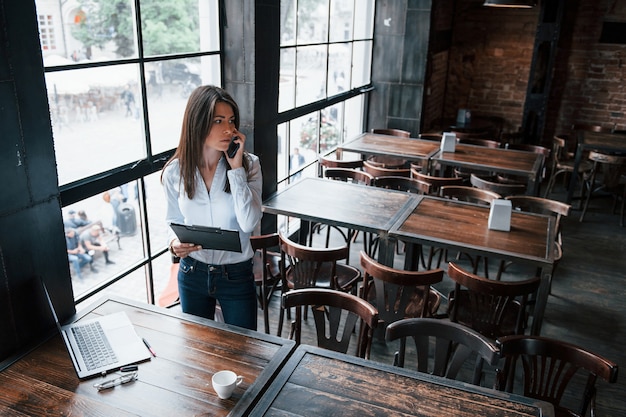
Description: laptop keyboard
71,322,118,370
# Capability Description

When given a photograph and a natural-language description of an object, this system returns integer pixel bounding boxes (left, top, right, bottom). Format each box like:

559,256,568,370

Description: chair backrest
279,231,349,290
282,288,379,359
447,262,540,339
386,317,500,386
587,150,626,166
457,137,501,148
319,155,364,170
371,128,411,138
440,185,501,205
506,143,551,159
373,176,430,194
505,195,571,245
366,155,408,169
470,173,526,197
360,251,444,329
324,167,374,186
411,169,465,195
251,233,281,283
550,134,572,170
363,160,410,178
418,133,442,142
451,130,493,140
496,335,619,417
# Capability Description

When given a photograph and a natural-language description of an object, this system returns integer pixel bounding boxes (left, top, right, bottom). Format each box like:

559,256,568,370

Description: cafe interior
1,0,625,415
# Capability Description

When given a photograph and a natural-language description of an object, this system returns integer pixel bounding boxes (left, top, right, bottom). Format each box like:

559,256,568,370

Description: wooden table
389,196,556,335
337,132,441,171
246,345,554,416
566,130,626,204
262,177,419,266
0,297,296,417
433,144,544,195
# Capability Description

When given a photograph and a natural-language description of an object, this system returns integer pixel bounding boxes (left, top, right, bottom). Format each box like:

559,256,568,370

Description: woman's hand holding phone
227,137,240,158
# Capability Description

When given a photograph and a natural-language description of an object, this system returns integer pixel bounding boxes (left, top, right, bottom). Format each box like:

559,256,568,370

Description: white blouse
162,154,263,265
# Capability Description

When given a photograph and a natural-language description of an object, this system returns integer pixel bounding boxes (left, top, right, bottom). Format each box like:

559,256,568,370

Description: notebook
41,281,151,379
169,222,242,252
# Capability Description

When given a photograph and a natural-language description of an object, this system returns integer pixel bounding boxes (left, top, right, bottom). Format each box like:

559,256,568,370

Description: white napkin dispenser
440,132,456,153
488,199,512,231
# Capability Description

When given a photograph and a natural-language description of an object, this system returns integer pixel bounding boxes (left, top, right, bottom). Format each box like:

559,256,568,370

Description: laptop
41,281,151,379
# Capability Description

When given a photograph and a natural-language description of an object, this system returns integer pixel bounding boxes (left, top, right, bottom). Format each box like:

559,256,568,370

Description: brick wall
424,0,626,143
444,1,538,135
549,0,626,136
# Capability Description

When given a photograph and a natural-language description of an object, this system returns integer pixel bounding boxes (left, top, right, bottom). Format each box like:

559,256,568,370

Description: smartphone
227,136,240,158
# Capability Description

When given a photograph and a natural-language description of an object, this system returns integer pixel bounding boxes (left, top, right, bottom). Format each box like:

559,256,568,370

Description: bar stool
579,151,626,222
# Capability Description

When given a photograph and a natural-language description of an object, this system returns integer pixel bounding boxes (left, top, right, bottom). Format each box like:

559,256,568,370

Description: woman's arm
229,154,263,233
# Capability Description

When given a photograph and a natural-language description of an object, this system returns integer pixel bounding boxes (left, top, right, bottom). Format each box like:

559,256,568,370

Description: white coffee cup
212,370,243,399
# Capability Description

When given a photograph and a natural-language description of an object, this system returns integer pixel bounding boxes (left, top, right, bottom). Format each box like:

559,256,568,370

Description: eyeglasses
93,371,138,391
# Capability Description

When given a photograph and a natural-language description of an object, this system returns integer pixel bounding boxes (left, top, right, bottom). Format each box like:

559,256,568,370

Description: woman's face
205,101,237,153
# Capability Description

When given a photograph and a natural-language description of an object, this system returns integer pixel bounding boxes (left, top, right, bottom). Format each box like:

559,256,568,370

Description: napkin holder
488,199,512,231
440,132,456,153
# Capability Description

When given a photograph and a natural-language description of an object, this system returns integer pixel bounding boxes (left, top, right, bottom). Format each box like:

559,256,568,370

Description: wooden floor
256,187,625,416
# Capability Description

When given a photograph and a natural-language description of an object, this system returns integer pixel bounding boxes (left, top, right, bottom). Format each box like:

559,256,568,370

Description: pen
143,337,157,357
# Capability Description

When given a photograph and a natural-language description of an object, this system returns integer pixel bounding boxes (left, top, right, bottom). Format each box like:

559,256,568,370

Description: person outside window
65,227,95,278
63,209,90,229
161,85,262,331
79,225,115,265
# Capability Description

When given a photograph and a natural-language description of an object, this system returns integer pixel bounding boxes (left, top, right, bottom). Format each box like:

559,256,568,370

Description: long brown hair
162,85,249,198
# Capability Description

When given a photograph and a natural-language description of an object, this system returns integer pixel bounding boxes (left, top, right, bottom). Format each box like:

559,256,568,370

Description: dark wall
0,0,75,365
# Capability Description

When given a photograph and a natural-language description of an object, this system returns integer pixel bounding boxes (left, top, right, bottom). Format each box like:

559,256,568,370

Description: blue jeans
68,252,92,279
178,257,258,331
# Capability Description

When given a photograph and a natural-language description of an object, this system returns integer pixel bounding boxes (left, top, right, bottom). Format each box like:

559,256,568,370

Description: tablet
169,223,242,252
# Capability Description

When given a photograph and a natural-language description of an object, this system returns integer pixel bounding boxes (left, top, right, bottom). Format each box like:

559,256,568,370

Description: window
38,14,56,51
36,0,222,305
278,0,375,186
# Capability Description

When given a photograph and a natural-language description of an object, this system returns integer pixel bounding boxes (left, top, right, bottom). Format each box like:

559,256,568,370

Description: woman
161,85,262,330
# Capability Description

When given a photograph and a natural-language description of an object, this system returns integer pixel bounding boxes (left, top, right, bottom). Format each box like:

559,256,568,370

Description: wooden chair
323,167,373,185
501,196,571,286
371,128,411,138
318,155,364,172
251,233,283,334
411,169,465,195
418,133,442,142
446,262,540,340
360,250,444,338
439,185,501,204
451,130,494,140
470,173,526,197
282,288,379,359
458,137,501,148
386,317,500,386
373,176,430,194
278,231,362,336
544,134,593,198
363,160,410,178
496,335,618,417
579,151,626,222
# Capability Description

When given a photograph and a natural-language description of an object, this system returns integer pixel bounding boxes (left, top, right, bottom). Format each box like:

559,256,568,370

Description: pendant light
483,0,537,8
